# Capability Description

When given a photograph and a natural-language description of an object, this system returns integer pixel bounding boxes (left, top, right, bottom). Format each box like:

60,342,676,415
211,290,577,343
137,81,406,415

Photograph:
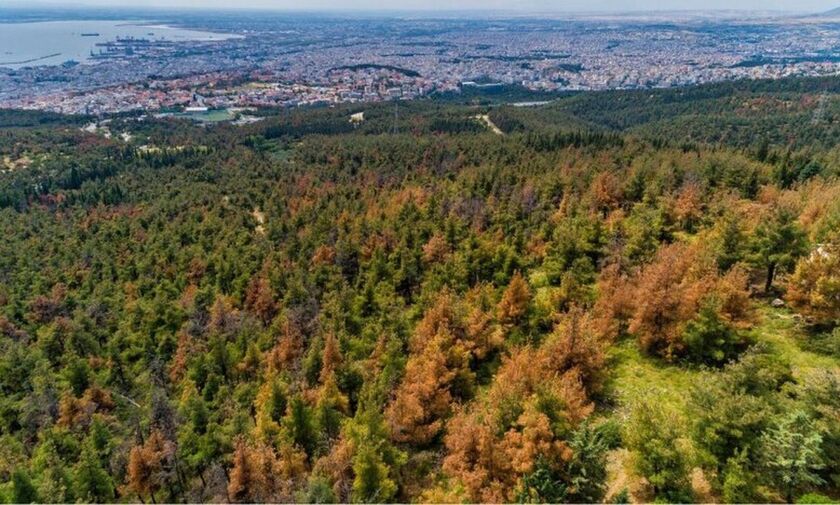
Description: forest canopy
0,75,839,503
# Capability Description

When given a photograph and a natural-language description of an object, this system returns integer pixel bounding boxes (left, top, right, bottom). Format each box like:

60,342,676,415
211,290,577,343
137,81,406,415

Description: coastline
0,52,62,66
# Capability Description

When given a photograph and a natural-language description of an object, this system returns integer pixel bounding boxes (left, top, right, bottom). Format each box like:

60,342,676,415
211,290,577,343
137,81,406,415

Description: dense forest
0,75,839,503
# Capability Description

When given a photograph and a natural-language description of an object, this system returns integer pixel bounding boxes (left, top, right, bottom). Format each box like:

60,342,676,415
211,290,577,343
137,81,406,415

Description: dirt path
475,114,504,135
252,208,266,235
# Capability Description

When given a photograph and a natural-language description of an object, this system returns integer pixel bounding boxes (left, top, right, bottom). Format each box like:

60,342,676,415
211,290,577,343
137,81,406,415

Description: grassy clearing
176,108,236,123
751,305,840,376
602,339,701,412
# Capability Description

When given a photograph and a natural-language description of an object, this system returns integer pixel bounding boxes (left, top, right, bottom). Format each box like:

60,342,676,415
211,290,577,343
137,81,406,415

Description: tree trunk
765,262,776,293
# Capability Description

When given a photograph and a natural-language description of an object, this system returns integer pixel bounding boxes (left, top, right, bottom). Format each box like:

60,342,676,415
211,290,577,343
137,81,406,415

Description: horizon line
0,3,828,15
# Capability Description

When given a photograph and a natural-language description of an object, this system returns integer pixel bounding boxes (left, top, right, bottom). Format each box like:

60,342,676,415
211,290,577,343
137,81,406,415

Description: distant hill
482,75,840,150
823,6,840,16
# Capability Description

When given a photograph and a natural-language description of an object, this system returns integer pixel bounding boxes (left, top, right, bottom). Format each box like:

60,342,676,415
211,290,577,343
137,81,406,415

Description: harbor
0,20,237,69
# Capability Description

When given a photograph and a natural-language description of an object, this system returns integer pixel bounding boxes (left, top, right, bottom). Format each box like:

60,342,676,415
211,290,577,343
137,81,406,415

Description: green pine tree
760,411,825,502
73,437,115,503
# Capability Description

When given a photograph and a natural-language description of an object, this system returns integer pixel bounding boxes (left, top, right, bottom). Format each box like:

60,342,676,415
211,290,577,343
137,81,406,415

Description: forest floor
754,305,840,375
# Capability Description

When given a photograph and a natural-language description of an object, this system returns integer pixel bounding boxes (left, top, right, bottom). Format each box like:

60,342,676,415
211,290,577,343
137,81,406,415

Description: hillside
485,76,840,151
0,77,839,503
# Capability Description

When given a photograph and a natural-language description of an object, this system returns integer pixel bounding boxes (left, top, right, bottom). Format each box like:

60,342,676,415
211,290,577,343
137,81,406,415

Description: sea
0,20,238,69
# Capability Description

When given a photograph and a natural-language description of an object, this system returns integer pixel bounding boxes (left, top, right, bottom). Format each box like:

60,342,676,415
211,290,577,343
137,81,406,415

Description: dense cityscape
2,9,840,114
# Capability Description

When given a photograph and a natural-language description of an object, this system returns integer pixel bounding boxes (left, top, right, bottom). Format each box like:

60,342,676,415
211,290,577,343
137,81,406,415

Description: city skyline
5,7,840,115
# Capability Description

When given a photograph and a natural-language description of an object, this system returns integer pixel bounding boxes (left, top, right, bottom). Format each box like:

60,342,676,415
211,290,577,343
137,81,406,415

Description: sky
11,0,840,13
